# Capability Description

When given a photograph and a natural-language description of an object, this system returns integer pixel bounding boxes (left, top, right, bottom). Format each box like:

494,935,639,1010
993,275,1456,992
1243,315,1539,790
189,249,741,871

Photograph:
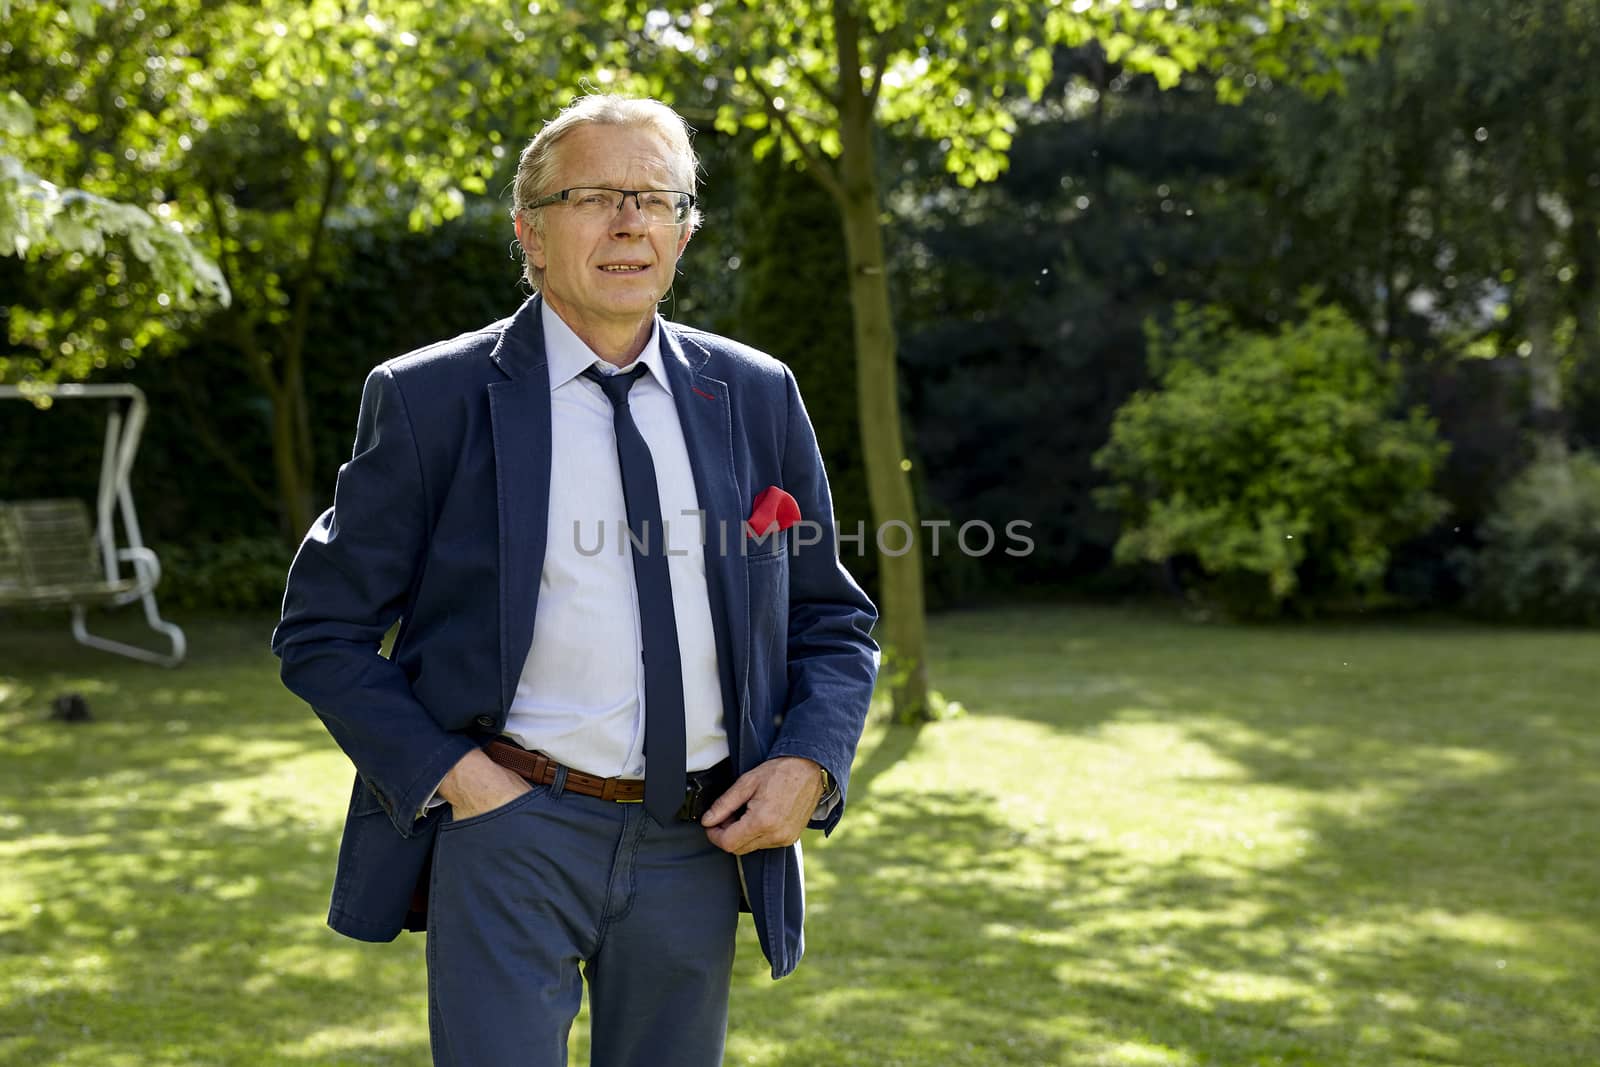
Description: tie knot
582,364,649,407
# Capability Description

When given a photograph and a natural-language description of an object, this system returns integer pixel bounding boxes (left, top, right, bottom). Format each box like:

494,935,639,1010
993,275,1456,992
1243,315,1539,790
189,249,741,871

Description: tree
2,2,229,383
2,94,226,308
1467,447,1600,623
886,46,1311,596
1095,302,1448,615
3,0,590,534
1265,0,1600,456
590,0,1404,719
1429,0,1600,454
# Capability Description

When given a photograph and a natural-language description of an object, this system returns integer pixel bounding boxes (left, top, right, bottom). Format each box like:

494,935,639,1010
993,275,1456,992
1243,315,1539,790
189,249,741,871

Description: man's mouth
599,264,649,273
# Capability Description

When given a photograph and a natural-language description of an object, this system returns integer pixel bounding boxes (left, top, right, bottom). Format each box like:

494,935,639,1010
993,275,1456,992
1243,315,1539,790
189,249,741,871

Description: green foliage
1467,450,1600,625
888,52,1312,594
624,0,1400,188
1095,303,1448,615
1,81,227,382
1263,0,1600,445
0,210,515,555
0,154,228,301
2,0,588,530
155,536,292,613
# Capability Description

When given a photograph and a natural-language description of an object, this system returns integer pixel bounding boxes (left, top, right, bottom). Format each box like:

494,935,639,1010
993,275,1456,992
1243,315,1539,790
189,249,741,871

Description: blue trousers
425,770,742,1067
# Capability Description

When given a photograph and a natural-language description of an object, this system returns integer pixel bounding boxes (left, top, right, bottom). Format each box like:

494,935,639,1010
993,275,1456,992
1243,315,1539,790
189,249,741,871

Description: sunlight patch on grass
249,942,369,988
274,1022,422,1063
721,1031,787,1064
6,1048,148,1067
0,830,114,857
1089,1041,1196,1065
143,685,229,707
1182,967,1315,1004
1401,908,1541,949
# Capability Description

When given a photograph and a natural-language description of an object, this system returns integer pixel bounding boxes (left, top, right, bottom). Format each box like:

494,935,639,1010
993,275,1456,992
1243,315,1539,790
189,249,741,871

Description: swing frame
0,383,186,667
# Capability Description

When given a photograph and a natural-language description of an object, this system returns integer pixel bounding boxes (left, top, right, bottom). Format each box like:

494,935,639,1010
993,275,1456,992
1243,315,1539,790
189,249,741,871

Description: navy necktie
583,365,687,825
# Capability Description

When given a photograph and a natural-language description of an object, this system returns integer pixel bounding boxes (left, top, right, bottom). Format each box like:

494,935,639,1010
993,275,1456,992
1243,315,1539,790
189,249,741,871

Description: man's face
519,124,692,339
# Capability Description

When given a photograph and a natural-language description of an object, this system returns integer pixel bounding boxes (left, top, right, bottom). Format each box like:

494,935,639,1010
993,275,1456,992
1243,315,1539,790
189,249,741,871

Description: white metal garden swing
0,383,186,666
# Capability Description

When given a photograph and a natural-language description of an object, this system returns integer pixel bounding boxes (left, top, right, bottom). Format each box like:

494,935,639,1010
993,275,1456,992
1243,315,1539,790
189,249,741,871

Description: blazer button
474,714,496,729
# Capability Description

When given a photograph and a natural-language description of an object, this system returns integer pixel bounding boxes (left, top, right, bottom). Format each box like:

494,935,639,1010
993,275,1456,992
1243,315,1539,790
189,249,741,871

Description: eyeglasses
528,186,696,227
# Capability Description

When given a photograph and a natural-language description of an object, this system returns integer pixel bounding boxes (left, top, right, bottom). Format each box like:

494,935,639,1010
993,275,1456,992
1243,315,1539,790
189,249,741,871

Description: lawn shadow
731,786,1098,1065
845,718,925,803
738,773,1599,1066
880,604,1600,1064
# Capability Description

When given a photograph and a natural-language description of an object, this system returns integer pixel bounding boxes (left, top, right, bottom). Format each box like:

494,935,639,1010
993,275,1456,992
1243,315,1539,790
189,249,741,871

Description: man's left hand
702,756,826,855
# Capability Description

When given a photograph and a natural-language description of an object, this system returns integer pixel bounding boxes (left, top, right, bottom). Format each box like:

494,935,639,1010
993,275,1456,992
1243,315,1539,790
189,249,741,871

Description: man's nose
611,193,648,235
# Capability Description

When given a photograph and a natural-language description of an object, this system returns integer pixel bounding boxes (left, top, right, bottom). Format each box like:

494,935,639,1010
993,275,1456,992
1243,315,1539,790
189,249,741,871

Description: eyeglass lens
569,188,689,224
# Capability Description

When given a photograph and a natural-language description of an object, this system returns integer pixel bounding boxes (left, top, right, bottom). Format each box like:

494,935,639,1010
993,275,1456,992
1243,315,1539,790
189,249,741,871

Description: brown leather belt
484,740,734,821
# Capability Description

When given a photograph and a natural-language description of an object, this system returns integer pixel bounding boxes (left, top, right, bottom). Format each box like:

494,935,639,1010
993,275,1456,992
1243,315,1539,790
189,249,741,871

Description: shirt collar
542,301,671,396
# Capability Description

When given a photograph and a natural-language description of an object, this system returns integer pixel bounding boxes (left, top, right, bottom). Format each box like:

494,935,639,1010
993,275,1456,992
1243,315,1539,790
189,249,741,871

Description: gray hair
510,94,701,292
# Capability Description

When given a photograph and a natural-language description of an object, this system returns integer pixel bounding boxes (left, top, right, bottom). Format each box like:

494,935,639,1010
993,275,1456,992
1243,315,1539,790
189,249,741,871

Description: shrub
156,536,292,613
1467,449,1600,624
1094,303,1448,616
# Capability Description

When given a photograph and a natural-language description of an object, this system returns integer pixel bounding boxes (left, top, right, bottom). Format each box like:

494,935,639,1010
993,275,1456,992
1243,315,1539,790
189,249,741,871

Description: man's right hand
437,748,531,820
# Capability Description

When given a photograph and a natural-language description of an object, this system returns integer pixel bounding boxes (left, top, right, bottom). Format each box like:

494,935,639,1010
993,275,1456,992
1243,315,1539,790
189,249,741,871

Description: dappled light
716,605,1600,1065
0,615,406,1065
4,606,1599,1064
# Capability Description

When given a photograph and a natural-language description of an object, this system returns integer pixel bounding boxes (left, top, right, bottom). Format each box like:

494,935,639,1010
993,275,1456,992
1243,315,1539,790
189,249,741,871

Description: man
272,95,878,1066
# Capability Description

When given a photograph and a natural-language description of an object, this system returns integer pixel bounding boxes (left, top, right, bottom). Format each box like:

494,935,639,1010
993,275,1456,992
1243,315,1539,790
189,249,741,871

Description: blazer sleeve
763,365,880,834
271,364,479,837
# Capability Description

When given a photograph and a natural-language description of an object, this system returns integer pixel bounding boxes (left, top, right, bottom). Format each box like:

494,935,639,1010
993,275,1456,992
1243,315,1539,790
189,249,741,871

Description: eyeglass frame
526,186,697,225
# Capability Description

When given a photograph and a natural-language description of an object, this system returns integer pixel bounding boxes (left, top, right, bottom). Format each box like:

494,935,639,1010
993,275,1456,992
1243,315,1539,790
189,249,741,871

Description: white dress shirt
501,302,728,779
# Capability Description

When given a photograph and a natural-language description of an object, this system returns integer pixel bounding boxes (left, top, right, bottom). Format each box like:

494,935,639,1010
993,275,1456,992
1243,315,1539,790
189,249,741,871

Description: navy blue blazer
273,296,878,978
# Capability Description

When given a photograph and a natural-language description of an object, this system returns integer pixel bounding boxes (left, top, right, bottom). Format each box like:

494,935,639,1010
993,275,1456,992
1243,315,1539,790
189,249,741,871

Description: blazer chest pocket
743,527,788,560
745,549,790,719
746,549,789,627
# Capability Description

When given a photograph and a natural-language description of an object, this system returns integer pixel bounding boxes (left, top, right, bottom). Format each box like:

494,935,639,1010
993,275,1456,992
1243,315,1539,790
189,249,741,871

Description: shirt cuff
416,779,450,820
811,781,841,822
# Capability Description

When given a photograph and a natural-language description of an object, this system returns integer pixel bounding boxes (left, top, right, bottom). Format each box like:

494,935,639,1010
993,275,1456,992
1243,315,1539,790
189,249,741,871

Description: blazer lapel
488,297,552,714
661,323,751,755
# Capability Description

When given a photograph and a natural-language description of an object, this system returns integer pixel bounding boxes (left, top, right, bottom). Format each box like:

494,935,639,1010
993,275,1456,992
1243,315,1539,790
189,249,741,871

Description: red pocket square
746,486,802,537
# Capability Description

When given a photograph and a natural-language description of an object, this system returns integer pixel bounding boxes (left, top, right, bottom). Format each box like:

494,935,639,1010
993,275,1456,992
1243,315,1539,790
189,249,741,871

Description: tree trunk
1516,186,1566,454
205,183,319,541
269,379,315,539
279,336,317,536
833,0,929,721
1565,193,1600,387
238,326,315,540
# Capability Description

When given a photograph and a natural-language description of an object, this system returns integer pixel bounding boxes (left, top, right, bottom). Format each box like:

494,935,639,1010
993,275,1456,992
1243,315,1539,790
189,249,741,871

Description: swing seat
0,498,183,667
0,498,158,607
0,382,186,667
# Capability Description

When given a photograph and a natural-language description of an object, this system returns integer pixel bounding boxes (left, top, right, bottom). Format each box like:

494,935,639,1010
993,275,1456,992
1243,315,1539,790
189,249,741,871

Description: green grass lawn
3,604,1598,1065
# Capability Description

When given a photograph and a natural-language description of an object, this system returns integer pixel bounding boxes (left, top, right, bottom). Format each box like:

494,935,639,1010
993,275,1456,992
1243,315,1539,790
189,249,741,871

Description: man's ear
515,215,546,271
673,222,693,262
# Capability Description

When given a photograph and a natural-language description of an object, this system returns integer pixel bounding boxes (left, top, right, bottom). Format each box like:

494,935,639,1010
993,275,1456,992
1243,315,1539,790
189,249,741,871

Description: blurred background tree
586,0,1407,717
1095,302,1448,616
3,0,594,534
5,0,1598,632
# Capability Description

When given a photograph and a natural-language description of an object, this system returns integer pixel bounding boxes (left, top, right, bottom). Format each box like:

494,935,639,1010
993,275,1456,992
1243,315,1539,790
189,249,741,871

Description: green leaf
1148,56,1183,90
1,91,37,137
